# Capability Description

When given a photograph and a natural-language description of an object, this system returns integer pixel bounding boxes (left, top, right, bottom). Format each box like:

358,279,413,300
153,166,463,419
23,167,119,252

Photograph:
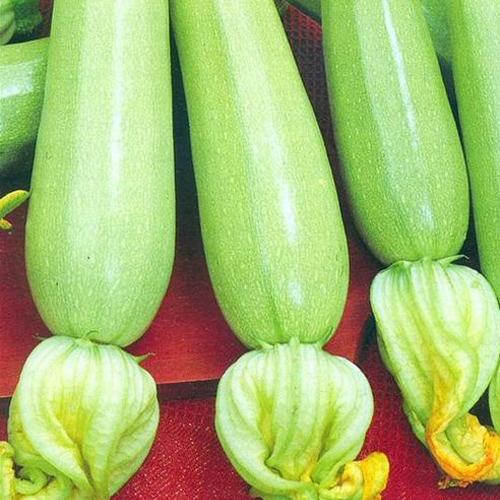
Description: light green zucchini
323,0,468,265
171,0,348,349
172,3,388,497
448,0,500,299
25,0,175,347
0,0,173,496
287,0,451,66
0,37,48,176
323,0,500,485
448,1,500,464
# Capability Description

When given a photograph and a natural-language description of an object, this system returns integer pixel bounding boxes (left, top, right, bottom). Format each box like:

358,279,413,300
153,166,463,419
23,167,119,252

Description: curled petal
0,191,29,232
372,258,500,484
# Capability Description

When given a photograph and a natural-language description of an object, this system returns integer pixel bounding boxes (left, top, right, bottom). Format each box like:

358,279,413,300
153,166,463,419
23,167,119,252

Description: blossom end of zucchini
216,342,386,500
5,336,160,498
372,258,500,485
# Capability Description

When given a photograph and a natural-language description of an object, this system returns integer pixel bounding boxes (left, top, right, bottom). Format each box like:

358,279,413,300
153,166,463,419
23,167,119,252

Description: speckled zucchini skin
26,0,175,347
323,0,468,265
0,37,47,175
171,0,349,348
449,0,500,299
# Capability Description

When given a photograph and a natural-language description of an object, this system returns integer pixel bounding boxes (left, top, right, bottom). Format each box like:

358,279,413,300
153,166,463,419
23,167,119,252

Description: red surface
2,3,495,500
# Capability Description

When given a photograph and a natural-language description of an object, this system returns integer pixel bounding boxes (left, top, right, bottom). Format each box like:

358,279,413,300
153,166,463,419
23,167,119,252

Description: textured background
1,2,499,499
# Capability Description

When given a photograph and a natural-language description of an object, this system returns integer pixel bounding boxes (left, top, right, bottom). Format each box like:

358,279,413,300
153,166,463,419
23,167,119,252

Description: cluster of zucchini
1,0,500,498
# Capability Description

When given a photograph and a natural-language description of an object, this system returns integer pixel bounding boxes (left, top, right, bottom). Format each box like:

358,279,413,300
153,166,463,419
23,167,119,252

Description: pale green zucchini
323,0,468,265
172,2,389,497
171,0,348,349
448,0,500,299
26,0,175,347
0,37,48,176
323,0,500,485
447,0,500,460
0,0,173,496
287,0,451,66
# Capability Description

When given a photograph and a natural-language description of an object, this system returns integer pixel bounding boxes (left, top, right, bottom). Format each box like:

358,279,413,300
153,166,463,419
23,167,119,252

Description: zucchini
0,37,48,176
26,0,175,347
448,1,500,461
171,0,348,349
172,1,388,498
287,0,453,79
448,0,500,298
323,0,500,486
323,0,467,265
0,0,174,496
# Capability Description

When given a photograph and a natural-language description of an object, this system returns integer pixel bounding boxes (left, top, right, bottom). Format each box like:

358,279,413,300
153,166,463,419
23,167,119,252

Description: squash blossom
0,336,159,499
216,340,389,500
372,258,500,485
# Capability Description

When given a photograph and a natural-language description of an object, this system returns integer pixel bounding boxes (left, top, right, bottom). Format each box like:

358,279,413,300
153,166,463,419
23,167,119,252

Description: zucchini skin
449,0,500,298
323,0,468,264
171,0,348,348
26,0,175,347
0,37,47,176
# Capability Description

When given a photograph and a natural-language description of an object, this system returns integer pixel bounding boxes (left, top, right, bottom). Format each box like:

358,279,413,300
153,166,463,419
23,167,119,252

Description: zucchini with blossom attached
323,0,500,487
447,0,500,465
172,0,388,498
0,0,175,496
